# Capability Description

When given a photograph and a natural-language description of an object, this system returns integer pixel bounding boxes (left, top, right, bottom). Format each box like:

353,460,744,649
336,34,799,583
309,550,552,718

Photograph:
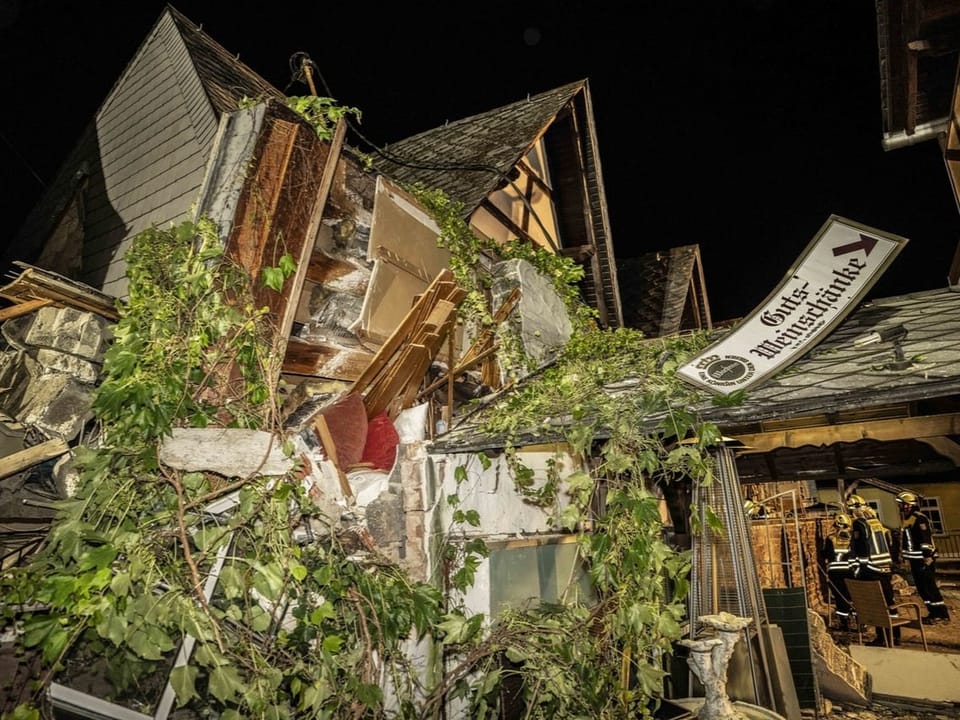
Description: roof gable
5,6,285,296
618,245,713,338
374,80,586,215
165,5,283,113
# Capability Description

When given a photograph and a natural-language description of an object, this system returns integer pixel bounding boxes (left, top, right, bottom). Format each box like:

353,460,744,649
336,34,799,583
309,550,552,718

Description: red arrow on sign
832,233,878,257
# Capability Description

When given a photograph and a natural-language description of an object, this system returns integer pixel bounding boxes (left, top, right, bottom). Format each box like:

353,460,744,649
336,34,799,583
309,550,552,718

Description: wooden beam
0,439,70,481
479,198,540,247
417,343,499,400
350,269,454,395
282,338,371,380
732,412,960,453
918,436,960,465
312,415,354,499
304,251,366,287
0,298,54,322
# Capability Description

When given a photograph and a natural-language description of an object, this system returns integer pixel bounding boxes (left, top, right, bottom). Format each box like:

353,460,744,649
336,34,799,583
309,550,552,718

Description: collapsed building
4,4,960,719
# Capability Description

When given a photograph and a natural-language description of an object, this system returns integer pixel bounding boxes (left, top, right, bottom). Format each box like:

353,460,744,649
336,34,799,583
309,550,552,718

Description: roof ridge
164,5,284,113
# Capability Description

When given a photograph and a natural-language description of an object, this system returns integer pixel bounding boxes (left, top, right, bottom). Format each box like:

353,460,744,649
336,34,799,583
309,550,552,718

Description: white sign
677,215,908,396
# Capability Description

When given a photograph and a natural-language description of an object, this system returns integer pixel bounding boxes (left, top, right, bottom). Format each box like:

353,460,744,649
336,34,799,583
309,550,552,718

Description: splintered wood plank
351,269,454,394
481,353,501,388
282,338,372,380
460,287,521,366
364,344,430,418
401,343,442,409
0,439,69,481
0,298,54,322
417,300,456,346
417,343,499,400
312,415,354,499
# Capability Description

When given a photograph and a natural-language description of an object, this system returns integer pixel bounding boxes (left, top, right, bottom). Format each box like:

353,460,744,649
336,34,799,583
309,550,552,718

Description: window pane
490,542,596,618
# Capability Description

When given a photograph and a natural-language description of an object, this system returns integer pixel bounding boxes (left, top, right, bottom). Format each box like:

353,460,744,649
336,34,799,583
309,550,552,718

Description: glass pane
489,543,596,618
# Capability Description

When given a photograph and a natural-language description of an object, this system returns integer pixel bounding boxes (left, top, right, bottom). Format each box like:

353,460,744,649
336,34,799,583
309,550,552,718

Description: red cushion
361,412,399,472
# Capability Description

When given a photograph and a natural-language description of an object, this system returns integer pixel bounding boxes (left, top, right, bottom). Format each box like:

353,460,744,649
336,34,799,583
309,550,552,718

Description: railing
936,532,960,559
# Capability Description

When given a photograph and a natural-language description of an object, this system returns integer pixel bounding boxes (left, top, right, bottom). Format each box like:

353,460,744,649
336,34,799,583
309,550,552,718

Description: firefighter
896,491,950,623
822,513,855,630
848,494,900,645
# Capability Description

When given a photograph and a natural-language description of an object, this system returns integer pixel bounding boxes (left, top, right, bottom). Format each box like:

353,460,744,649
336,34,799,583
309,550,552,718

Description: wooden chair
844,578,928,651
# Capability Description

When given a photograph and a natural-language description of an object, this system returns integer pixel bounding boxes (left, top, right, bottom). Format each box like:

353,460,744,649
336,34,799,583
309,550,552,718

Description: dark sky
1,0,958,322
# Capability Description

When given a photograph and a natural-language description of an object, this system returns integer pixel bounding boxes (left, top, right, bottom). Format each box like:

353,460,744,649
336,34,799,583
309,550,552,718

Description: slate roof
618,245,711,338
372,80,586,217
431,285,960,452
165,5,283,113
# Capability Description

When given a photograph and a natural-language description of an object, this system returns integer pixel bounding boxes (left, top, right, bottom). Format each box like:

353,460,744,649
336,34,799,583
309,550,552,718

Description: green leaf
181,611,213,642
290,561,308,582
128,628,164,660
7,704,40,720
95,605,127,645
78,544,117,571
209,663,245,703
218,564,244,599
110,571,132,597
22,616,57,648
194,641,227,668
308,601,335,625
437,612,483,644
278,253,296,276
248,604,272,632
41,627,70,664
261,266,285,292
170,664,200,706
192,525,223,552
252,561,284,601
322,634,343,653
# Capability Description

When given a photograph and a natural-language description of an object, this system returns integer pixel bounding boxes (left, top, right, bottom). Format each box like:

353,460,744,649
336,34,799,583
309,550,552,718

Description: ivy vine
0,219,469,719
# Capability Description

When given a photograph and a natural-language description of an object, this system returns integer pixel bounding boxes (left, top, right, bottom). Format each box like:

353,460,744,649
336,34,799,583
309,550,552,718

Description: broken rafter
459,287,521,368
312,414,355,500
416,342,499,400
0,439,70,481
0,298,54,322
282,338,372,380
0,262,118,321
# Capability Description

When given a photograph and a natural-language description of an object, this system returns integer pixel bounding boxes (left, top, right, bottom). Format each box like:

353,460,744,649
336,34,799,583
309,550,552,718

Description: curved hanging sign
677,215,909,396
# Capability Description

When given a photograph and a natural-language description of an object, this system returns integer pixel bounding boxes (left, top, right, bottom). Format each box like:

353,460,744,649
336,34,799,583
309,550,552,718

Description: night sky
1,0,958,322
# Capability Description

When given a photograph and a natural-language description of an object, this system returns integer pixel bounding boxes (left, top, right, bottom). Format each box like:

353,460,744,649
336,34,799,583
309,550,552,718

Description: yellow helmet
744,500,762,517
846,494,867,510
896,491,919,508
833,513,852,531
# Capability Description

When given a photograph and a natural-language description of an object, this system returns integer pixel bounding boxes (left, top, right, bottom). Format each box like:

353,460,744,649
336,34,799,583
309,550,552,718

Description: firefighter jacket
851,516,892,576
900,510,938,562
823,533,853,573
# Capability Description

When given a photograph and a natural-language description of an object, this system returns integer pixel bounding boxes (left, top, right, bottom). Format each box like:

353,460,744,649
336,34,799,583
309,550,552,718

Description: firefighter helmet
896,491,919,508
744,500,762,517
833,513,852,531
846,494,867,509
